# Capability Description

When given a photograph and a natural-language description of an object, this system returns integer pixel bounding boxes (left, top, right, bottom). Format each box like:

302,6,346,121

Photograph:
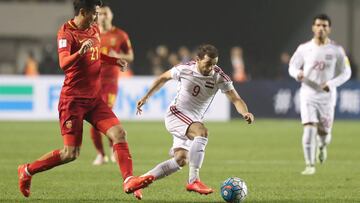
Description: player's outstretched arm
100,53,128,71
225,89,254,124
108,49,134,63
136,70,172,115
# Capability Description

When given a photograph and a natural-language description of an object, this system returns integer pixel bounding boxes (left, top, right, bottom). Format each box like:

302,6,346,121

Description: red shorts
58,96,120,146
100,83,118,108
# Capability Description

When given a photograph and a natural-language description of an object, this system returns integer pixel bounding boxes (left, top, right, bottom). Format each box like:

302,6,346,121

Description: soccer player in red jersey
91,5,134,166
17,0,150,199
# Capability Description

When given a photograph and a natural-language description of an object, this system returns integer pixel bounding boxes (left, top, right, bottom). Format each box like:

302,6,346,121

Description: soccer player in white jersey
289,14,351,175
122,44,254,195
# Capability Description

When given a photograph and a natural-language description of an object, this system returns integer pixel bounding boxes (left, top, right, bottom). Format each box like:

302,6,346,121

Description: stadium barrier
0,76,230,121
231,80,360,119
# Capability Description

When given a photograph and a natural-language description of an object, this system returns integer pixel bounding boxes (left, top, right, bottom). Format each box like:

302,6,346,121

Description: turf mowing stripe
0,101,33,110
0,85,33,95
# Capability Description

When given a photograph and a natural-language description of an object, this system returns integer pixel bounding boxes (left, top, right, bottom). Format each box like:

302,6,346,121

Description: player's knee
61,149,77,163
175,153,188,167
318,130,327,136
303,122,316,127
198,127,208,138
108,126,127,143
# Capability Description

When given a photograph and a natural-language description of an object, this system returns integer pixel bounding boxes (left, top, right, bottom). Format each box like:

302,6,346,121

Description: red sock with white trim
90,127,105,156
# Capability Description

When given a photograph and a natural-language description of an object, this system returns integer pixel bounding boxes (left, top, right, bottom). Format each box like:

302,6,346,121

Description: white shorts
165,106,201,156
300,97,335,134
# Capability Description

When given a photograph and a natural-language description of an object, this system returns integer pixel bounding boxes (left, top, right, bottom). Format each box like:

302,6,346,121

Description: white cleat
317,146,327,164
92,154,109,165
301,166,316,175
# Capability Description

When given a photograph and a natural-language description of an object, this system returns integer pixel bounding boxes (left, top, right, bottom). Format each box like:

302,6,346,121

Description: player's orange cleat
123,175,155,194
18,164,32,197
133,189,143,200
186,179,214,195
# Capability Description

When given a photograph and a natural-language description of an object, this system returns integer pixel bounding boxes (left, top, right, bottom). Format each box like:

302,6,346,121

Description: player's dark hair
313,14,332,26
196,44,218,59
73,0,103,15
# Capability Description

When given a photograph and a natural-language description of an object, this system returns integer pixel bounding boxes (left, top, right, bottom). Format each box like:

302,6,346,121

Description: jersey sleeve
170,66,181,81
326,47,352,88
119,32,132,53
288,45,304,80
57,30,73,54
217,71,234,93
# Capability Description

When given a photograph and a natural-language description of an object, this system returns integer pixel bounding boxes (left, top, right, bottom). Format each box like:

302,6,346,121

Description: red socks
27,150,62,175
113,142,133,180
90,127,105,156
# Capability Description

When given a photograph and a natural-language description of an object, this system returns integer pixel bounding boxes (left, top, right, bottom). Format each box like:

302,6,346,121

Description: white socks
145,158,181,180
302,125,317,166
317,134,332,148
189,136,208,183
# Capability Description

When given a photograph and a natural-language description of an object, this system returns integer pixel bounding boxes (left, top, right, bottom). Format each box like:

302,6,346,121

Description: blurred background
0,0,359,120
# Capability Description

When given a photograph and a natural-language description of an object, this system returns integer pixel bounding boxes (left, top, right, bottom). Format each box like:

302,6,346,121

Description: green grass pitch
0,119,359,203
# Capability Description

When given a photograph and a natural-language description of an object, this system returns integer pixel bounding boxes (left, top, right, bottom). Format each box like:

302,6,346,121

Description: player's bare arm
109,48,134,63
100,53,128,71
225,89,254,124
136,70,172,115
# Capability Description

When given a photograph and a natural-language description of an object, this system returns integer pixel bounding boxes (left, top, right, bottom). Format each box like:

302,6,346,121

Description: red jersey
100,26,132,84
57,20,117,98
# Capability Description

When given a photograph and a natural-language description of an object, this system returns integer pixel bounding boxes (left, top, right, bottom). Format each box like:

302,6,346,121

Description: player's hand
297,71,304,81
136,97,147,115
108,49,118,57
321,84,330,92
78,39,93,55
243,112,254,124
117,59,128,72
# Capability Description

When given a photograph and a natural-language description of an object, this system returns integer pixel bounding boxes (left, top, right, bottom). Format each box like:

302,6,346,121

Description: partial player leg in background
90,127,109,165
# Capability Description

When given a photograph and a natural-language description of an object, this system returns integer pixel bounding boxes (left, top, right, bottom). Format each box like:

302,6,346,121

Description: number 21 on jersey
90,47,99,60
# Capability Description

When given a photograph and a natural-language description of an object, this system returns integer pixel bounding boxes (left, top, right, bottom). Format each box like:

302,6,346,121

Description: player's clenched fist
78,39,93,55
117,58,128,72
243,112,254,124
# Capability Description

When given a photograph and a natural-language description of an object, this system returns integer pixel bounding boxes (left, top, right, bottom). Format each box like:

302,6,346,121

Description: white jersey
289,39,351,104
169,61,234,120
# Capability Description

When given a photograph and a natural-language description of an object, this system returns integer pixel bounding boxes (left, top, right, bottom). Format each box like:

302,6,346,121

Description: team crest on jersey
325,54,333,60
110,38,116,46
65,120,72,129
